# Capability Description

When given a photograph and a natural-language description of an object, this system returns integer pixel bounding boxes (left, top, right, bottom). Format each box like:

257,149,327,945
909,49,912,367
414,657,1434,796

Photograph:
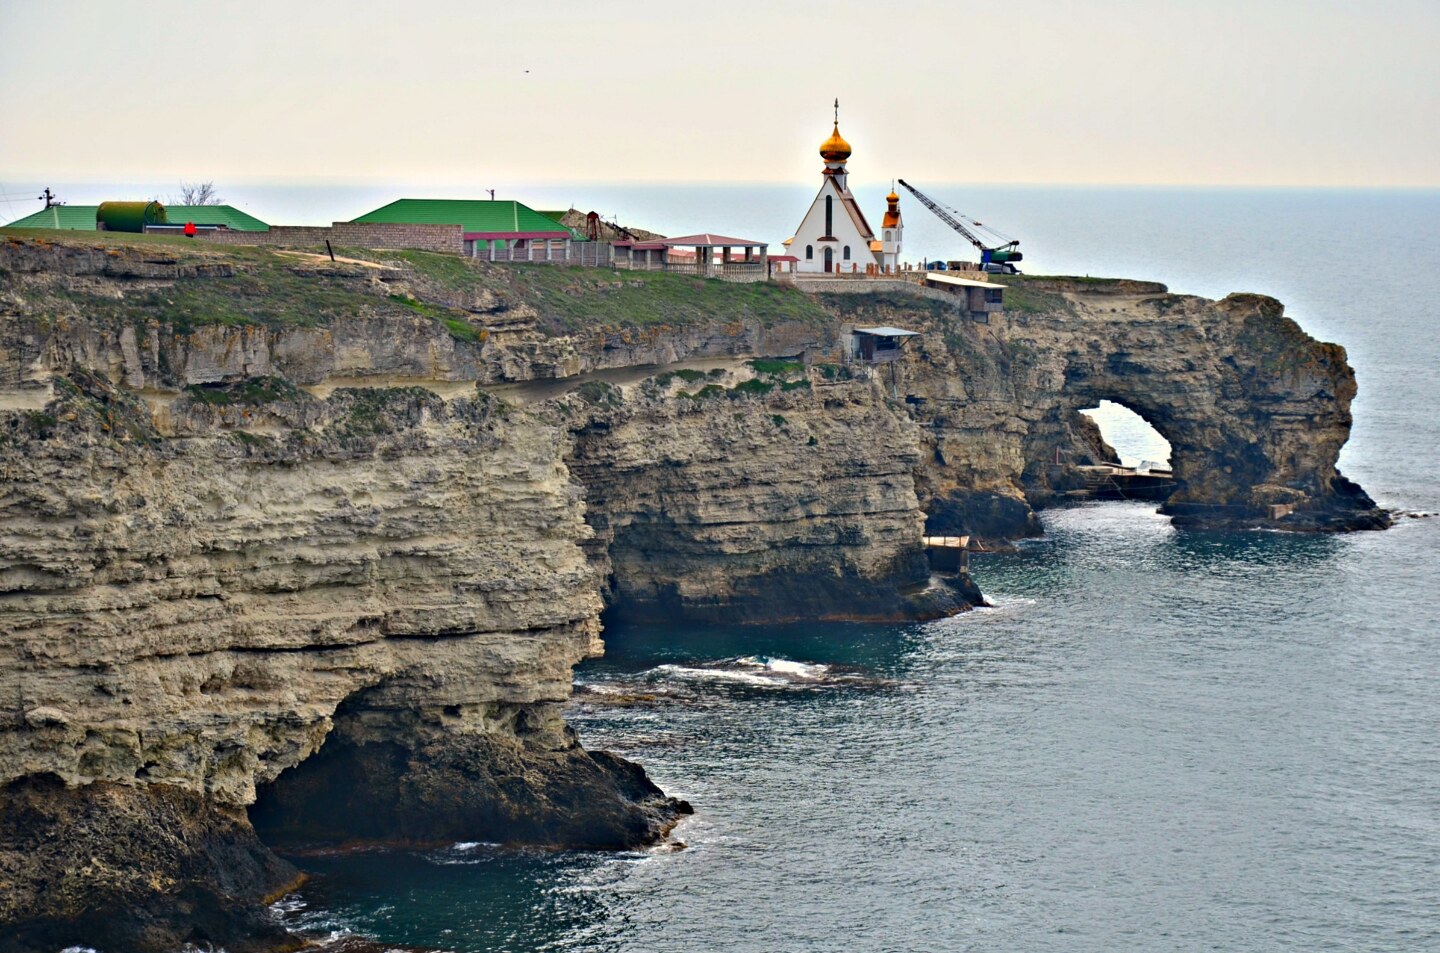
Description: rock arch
909,279,1389,536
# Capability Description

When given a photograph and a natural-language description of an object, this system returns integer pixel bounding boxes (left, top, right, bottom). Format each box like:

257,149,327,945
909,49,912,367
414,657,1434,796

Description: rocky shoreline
0,234,1386,949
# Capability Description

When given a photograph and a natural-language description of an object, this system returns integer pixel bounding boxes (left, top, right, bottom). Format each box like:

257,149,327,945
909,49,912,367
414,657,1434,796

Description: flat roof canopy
853,326,919,337
924,273,1007,289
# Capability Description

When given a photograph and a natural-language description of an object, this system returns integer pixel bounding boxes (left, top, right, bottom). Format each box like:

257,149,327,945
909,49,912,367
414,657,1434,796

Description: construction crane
897,179,1023,273
584,210,639,243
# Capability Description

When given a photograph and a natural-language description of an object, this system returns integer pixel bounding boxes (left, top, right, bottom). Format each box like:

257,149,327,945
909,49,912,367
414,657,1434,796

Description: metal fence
474,243,613,267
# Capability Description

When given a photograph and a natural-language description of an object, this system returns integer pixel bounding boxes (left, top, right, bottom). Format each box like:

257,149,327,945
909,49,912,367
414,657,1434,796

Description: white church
784,104,903,275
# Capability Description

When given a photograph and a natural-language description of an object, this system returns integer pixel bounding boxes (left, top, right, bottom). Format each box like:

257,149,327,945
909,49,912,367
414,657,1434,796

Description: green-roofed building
3,203,269,232
351,198,579,251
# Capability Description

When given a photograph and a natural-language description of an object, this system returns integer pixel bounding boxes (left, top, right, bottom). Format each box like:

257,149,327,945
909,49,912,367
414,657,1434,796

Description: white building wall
880,213,903,270
790,178,879,274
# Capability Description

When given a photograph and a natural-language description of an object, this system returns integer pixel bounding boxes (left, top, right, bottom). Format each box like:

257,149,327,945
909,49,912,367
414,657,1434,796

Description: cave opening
1058,398,1181,505
1080,399,1172,471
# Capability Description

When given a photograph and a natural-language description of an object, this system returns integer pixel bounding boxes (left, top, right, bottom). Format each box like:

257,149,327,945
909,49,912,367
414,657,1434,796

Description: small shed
767,254,799,277
611,239,670,270
851,326,918,364
923,273,1005,322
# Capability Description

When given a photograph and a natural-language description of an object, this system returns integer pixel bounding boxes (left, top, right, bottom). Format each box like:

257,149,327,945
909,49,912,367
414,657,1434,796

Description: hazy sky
2,0,1437,189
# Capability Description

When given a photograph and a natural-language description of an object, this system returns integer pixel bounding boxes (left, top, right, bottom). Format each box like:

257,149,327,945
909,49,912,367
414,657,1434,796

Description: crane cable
932,197,1016,246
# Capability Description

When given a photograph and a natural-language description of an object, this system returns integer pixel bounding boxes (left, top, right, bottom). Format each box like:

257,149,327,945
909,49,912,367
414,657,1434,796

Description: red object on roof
463,230,573,241
660,233,767,247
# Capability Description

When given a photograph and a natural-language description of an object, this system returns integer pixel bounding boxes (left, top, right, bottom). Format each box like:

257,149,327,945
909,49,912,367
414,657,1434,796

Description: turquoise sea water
245,186,1440,952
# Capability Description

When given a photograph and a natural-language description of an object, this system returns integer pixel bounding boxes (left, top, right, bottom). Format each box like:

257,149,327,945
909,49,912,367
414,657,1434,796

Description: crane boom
897,179,986,252
897,179,1022,269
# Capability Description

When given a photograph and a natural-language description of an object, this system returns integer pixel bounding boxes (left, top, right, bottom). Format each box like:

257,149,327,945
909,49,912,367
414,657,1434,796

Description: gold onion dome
820,123,852,162
887,189,900,202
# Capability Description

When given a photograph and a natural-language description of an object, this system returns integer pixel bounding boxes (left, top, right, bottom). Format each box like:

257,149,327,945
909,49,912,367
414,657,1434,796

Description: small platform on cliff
1069,464,1179,502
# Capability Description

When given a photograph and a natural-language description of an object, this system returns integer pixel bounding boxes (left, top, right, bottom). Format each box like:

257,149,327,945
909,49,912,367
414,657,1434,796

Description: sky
1,0,1437,193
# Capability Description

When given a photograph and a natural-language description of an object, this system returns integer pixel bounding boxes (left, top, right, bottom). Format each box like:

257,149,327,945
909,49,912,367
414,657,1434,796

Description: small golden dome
887,190,900,203
820,123,852,162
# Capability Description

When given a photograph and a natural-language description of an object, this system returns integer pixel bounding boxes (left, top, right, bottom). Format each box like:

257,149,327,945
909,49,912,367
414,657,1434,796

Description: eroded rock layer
566,372,971,623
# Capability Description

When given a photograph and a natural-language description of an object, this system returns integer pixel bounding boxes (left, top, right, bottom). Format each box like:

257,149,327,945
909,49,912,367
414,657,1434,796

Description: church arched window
805,245,813,260
884,230,892,242
843,245,850,260
824,196,833,236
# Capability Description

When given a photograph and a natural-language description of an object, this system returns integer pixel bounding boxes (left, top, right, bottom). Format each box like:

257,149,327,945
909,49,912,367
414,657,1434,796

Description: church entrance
823,247,833,273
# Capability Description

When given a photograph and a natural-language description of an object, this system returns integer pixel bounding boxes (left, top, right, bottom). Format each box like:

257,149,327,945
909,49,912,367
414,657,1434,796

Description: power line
0,182,25,221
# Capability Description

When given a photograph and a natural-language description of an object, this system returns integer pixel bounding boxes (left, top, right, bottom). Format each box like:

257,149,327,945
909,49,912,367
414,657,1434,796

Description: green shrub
730,378,775,398
442,317,480,342
655,368,707,387
185,376,299,407
747,358,805,377
575,380,620,407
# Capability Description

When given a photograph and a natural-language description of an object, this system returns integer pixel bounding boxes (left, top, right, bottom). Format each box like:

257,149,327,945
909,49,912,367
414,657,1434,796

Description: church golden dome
820,123,852,162
887,189,900,203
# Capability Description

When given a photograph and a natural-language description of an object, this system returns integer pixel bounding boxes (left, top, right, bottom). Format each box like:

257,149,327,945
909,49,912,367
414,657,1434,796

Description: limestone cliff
0,363,688,950
0,234,1383,950
565,366,973,623
0,236,962,951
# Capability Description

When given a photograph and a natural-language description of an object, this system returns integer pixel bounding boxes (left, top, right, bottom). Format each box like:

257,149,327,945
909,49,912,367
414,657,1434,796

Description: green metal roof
3,203,269,231
351,199,577,237
165,205,269,231
4,205,101,229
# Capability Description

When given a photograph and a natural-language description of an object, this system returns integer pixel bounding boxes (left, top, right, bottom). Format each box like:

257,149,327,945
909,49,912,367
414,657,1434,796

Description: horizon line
3,175,1439,194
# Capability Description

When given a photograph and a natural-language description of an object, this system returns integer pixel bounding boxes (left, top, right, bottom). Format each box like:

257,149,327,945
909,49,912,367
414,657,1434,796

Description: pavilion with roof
613,232,768,279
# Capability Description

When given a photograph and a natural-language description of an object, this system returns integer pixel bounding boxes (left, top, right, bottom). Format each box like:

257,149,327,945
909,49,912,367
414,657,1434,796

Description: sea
25,183,1438,952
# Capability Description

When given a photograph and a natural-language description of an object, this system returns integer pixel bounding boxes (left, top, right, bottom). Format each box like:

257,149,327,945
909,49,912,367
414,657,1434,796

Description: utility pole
486,189,495,200
38,187,62,209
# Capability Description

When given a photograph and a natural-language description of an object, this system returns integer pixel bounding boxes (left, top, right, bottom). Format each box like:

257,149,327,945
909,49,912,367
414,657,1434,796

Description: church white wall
790,176,879,274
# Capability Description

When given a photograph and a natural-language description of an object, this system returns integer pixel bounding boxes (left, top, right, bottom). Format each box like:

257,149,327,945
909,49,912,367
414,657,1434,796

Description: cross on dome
820,98,852,163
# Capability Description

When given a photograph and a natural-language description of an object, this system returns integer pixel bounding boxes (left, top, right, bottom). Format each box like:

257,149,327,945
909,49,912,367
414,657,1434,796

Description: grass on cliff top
5,230,397,332
385,251,831,332
3,227,218,252
5,231,832,336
